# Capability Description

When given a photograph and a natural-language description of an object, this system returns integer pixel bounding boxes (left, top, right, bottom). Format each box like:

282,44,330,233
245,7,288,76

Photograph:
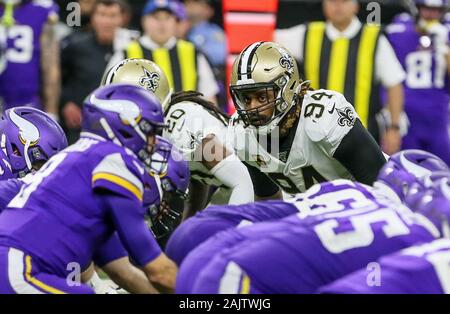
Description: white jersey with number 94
230,89,357,194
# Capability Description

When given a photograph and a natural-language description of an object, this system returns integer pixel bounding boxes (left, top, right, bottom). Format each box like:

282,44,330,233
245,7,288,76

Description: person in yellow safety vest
107,0,218,104
275,0,407,155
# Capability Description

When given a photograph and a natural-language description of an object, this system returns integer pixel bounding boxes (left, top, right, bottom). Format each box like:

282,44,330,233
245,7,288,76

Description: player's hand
382,128,401,155
63,102,82,129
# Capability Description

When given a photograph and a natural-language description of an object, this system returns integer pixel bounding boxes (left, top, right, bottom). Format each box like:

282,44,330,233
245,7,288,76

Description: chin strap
99,118,122,147
23,140,32,171
442,218,450,239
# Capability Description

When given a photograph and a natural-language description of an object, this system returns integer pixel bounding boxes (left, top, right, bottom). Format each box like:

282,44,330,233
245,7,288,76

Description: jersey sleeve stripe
92,153,144,194
239,274,251,294
92,172,143,201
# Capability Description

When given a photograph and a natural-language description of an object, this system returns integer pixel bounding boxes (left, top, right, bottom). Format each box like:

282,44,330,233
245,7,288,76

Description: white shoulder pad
304,89,358,143
385,23,407,34
33,0,54,9
164,101,228,158
92,152,143,196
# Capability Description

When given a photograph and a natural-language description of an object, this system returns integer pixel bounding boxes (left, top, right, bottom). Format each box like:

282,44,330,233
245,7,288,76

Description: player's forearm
142,253,178,293
41,23,61,117
386,83,404,126
210,154,255,205
103,257,158,294
107,194,162,266
255,190,283,201
184,179,209,220
80,263,96,283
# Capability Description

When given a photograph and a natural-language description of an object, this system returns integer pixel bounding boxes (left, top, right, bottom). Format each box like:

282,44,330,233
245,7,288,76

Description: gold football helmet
101,58,172,110
230,41,302,134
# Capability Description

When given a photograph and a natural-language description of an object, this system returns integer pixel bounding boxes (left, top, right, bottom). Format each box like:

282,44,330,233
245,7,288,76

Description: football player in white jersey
228,41,387,199
102,58,254,218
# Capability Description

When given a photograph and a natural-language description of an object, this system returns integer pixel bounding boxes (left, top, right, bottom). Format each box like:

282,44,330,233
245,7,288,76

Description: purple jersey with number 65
320,238,450,294
178,183,440,294
176,180,438,293
167,180,379,266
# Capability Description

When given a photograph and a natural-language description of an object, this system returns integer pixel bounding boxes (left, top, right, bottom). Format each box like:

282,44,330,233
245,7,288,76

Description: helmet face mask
230,41,301,134
230,82,283,127
144,142,190,241
376,149,449,202
145,136,172,176
408,177,450,238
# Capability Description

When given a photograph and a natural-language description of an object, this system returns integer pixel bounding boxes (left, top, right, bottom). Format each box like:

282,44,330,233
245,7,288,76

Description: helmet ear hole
11,143,21,156
105,91,115,99
118,129,133,139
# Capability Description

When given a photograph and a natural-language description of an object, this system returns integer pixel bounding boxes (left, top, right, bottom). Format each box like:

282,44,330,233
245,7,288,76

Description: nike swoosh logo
328,103,336,114
264,66,277,72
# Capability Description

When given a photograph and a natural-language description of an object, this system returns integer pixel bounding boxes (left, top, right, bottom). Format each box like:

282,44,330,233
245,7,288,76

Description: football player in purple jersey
0,84,177,294
176,150,448,294
386,0,450,164
321,176,450,294
0,0,60,117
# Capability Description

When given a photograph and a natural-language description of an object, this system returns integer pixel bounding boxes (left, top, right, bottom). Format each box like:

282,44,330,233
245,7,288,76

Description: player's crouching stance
102,59,254,218
0,84,176,294
321,174,450,294
175,150,448,294
228,42,387,199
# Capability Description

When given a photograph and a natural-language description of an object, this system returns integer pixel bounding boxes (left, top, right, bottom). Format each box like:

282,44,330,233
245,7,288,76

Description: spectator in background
173,0,189,39
60,0,130,144
275,0,406,155
184,0,226,69
183,0,227,110
0,0,60,121
386,0,450,164
112,0,218,103
79,0,97,31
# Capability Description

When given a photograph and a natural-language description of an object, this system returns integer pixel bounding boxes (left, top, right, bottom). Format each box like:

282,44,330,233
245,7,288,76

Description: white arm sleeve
274,24,306,61
210,154,254,205
375,35,406,88
197,53,219,99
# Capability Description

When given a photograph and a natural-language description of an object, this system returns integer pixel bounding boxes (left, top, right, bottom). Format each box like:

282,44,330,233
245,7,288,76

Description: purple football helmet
411,177,450,238
143,171,162,210
82,84,168,170
147,138,190,241
159,137,190,199
0,107,68,177
405,170,450,208
376,150,449,202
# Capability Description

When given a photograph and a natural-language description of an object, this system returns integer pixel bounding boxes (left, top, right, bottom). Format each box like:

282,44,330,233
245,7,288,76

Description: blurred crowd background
0,0,448,160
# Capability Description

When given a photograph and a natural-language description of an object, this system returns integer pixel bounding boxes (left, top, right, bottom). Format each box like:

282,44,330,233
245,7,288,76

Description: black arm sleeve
333,119,387,185
243,162,280,198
